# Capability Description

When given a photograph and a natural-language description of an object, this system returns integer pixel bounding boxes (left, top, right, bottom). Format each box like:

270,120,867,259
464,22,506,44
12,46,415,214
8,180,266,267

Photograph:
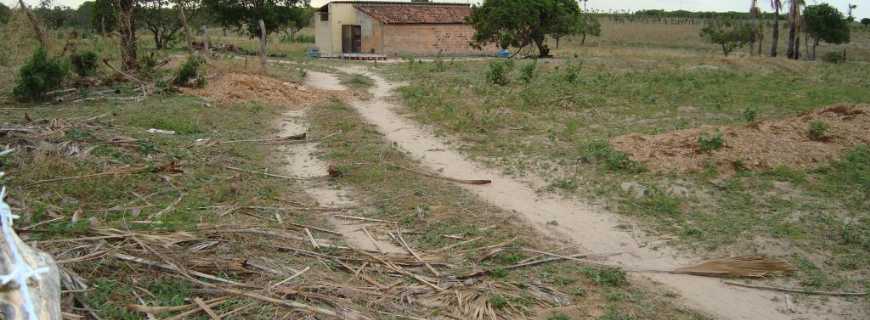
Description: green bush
742,107,758,122
70,51,99,77
808,120,830,141
13,47,69,102
173,55,206,88
518,60,537,84
582,141,645,173
698,131,725,152
486,60,512,86
281,34,314,43
564,61,583,83
821,51,846,63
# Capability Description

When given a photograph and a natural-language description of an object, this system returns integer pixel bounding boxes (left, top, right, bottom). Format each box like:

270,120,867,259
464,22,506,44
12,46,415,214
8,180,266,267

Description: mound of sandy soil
611,104,870,174
184,73,332,109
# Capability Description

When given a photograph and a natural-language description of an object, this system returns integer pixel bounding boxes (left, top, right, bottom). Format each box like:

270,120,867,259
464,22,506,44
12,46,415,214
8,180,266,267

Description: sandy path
301,65,865,320
278,107,403,254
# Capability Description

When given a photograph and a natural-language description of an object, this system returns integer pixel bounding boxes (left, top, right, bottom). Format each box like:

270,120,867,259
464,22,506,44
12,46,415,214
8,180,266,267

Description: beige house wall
314,4,494,57
314,2,363,56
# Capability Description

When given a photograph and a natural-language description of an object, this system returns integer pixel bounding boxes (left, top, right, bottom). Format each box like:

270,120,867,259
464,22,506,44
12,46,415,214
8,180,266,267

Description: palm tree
770,0,782,57
786,0,805,59
751,0,763,56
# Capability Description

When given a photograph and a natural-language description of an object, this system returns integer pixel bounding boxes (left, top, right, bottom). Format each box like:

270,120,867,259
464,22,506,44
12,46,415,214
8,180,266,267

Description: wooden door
342,25,362,53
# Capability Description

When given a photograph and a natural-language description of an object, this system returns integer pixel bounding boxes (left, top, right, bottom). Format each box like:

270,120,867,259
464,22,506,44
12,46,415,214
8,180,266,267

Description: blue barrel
307,47,321,58
496,49,511,58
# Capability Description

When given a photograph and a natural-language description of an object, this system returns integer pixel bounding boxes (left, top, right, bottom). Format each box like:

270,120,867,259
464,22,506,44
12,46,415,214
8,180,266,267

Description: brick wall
382,24,494,56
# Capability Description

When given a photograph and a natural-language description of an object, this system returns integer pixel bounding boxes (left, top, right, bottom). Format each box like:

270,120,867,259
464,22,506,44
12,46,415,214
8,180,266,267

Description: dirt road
303,67,860,320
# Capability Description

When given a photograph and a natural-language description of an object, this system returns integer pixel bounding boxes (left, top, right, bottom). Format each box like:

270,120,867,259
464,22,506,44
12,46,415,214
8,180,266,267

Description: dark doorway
341,25,362,53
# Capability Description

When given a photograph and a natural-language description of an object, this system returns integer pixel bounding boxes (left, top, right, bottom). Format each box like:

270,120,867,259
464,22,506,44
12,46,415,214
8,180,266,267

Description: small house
314,1,491,57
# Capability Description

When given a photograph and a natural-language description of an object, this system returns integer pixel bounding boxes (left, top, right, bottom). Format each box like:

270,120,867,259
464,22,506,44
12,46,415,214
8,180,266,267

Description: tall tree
467,0,582,57
0,3,11,25
114,0,138,70
203,0,309,43
750,0,763,56
92,0,116,34
786,0,804,59
804,3,850,60
136,0,187,50
770,0,783,56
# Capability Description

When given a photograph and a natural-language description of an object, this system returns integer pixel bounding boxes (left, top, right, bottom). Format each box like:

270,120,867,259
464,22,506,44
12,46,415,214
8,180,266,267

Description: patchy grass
380,47,870,292
338,73,374,91
308,100,706,319
0,78,336,318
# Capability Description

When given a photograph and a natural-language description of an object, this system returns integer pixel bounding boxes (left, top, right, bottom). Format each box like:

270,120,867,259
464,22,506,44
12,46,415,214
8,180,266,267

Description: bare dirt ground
612,104,870,175
184,72,329,108
303,65,864,320
279,77,403,254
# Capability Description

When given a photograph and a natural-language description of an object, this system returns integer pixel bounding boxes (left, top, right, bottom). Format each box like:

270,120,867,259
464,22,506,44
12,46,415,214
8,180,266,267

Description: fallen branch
26,166,148,187
221,132,306,144
112,253,246,286
387,164,491,185
723,281,868,297
395,232,439,277
458,253,594,279
224,166,314,181
102,59,151,96
127,297,228,314
333,215,393,224
193,297,221,319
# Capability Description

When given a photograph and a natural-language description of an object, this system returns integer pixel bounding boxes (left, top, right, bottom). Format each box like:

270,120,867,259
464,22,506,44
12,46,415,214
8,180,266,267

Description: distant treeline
589,9,786,25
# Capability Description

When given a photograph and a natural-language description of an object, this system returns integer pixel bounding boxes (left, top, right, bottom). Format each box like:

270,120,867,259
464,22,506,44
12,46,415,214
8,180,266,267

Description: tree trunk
153,29,164,50
178,2,194,54
771,8,780,57
794,32,800,60
17,0,48,49
804,33,815,59
259,19,268,71
202,25,210,56
116,0,138,71
581,33,587,45
812,37,818,60
786,21,796,59
532,35,550,58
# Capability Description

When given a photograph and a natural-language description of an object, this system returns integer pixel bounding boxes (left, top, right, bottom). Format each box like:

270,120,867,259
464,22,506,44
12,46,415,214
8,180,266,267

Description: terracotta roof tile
354,3,471,24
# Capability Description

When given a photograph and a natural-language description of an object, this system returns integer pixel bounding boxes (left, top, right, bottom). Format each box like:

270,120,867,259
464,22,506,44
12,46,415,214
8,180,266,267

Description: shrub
140,52,160,77
486,60,512,86
173,55,206,87
808,120,830,141
582,141,645,173
432,55,447,72
281,34,314,43
742,107,758,122
70,51,99,77
564,62,583,83
13,47,68,102
518,60,537,84
698,131,724,152
581,267,627,287
700,19,754,56
821,51,846,64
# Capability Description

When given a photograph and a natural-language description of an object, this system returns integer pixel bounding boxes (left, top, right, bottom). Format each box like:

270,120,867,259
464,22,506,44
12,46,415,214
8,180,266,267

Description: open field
2,6,869,319
378,24,870,301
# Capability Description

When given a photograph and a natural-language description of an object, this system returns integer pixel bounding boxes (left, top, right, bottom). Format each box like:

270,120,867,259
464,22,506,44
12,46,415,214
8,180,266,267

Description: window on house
320,11,329,21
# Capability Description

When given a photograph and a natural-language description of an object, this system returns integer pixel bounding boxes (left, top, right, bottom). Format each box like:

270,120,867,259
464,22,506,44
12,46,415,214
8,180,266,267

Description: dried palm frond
672,256,795,278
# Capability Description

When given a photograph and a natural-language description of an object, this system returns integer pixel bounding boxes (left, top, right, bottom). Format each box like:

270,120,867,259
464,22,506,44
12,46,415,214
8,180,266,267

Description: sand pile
611,104,870,174
185,73,332,109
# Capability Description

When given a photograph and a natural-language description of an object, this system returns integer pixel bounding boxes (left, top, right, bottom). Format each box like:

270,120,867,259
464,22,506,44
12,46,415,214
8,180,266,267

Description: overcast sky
3,0,868,19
